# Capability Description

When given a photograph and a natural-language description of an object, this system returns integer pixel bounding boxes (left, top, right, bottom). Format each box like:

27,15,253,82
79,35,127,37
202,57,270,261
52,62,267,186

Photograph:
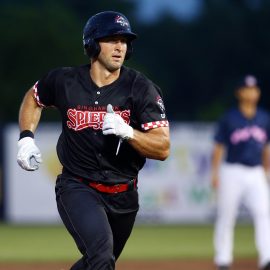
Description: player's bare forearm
262,144,270,173
211,143,225,172
128,127,170,160
19,88,42,132
211,143,225,188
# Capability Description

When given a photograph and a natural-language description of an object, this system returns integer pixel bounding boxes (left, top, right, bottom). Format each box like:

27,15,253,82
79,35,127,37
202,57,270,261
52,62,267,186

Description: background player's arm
211,143,225,189
19,88,42,132
262,144,270,178
128,127,170,161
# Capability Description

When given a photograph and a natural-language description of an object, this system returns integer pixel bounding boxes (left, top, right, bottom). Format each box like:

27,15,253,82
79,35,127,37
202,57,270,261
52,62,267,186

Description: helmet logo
115,15,129,27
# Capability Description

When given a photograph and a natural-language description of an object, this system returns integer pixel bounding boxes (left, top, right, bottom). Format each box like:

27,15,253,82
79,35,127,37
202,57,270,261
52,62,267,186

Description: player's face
237,87,261,105
97,35,128,72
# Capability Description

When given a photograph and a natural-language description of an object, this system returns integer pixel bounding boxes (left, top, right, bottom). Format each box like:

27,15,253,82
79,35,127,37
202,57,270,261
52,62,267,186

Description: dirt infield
0,258,258,270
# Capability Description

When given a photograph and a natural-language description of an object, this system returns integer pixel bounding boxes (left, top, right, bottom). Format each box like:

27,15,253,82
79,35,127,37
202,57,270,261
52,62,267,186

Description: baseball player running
211,75,270,270
16,11,170,270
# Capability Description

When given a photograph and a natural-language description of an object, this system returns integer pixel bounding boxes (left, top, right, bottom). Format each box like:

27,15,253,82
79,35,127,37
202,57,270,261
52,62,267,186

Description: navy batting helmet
83,11,137,60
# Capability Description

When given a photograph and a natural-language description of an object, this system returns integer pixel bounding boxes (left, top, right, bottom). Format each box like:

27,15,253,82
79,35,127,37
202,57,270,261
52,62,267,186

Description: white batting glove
102,104,134,140
17,137,42,171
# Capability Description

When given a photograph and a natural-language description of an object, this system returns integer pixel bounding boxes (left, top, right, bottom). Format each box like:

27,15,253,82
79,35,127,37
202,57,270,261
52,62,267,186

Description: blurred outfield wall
3,123,219,224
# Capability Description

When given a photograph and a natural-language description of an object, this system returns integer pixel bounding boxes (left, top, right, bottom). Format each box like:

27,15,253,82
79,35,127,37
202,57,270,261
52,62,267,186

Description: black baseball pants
55,176,138,270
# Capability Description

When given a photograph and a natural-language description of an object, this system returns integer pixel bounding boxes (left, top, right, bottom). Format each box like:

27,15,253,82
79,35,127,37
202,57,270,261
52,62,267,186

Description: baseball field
0,223,258,270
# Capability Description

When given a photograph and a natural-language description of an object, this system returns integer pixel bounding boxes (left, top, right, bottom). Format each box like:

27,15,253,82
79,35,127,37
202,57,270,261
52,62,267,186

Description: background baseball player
211,75,270,270
16,11,170,270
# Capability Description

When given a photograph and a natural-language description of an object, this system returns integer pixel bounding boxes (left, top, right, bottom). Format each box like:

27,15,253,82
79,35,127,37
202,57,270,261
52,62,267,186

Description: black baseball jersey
34,64,169,183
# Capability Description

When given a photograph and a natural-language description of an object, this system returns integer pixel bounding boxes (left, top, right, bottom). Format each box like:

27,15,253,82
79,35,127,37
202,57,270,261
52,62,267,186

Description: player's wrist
123,125,134,140
19,130,34,140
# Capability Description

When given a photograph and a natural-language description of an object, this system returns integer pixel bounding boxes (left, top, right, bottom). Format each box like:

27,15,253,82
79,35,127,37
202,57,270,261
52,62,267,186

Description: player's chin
108,61,123,72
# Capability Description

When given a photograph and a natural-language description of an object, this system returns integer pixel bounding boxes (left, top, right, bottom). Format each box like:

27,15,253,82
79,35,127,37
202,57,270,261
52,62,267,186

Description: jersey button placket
94,90,100,105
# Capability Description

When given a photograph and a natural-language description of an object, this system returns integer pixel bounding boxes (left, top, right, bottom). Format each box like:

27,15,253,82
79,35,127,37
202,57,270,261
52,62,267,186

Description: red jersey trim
33,81,46,108
141,120,169,131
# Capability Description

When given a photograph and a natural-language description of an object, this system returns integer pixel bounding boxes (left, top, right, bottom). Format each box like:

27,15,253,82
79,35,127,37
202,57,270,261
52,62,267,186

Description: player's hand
211,174,219,190
264,170,270,182
17,137,42,171
102,104,134,140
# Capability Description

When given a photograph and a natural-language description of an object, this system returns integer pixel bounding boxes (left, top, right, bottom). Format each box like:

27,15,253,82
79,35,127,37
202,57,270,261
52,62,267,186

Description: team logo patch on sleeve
156,95,166,118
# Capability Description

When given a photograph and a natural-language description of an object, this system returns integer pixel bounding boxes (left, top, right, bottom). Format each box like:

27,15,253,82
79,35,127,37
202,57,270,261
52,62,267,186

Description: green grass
0,223,257,262
0,224,80,262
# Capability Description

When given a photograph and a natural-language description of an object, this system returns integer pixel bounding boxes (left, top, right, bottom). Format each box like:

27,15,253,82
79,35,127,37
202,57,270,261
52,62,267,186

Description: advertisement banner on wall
4,123,217,224
4,124,62,223
136,123,216,223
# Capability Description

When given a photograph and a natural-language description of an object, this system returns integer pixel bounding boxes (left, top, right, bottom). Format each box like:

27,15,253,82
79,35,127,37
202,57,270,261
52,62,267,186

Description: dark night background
1,0,270,123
